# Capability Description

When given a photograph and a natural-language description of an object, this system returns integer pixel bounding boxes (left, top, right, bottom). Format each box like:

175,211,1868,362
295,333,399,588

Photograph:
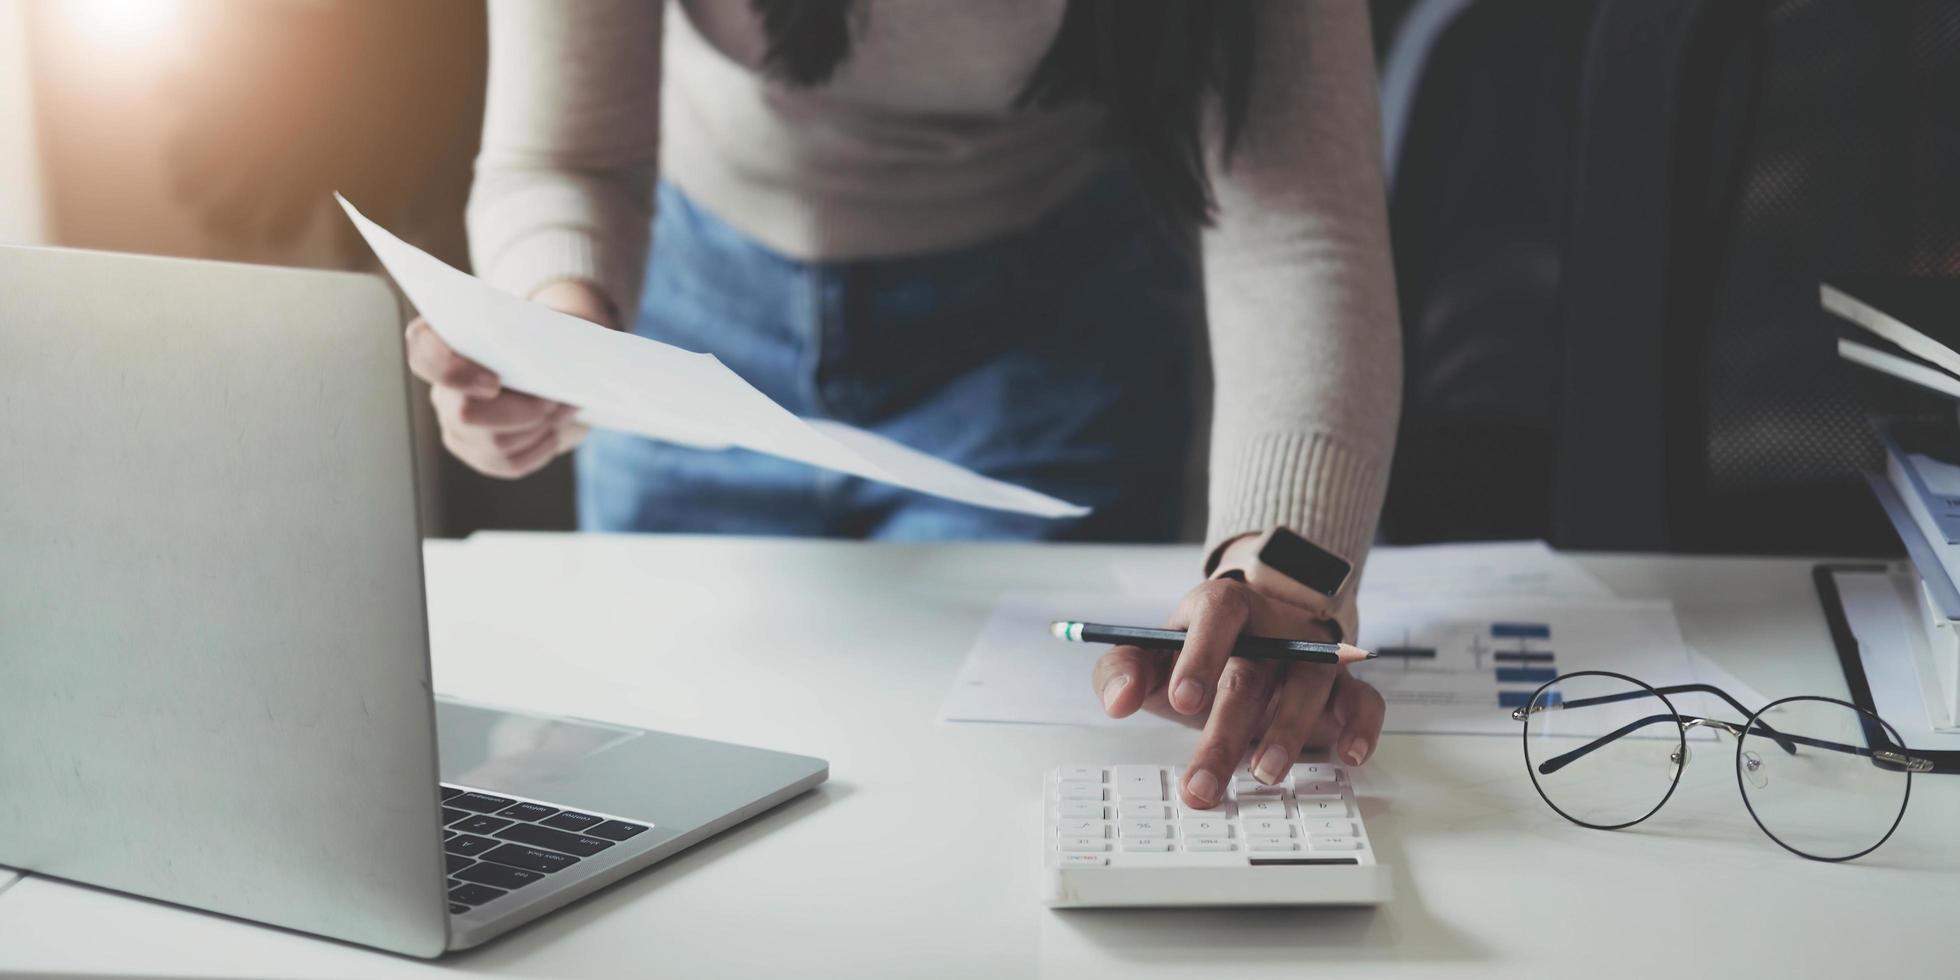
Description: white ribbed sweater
466,0,1401,567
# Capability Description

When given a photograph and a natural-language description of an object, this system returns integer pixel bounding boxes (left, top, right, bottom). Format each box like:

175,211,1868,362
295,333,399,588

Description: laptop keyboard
438,784,649,914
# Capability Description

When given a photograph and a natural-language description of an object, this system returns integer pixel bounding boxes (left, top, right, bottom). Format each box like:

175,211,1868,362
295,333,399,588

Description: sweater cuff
476,227,635,321
1204,430,1388,578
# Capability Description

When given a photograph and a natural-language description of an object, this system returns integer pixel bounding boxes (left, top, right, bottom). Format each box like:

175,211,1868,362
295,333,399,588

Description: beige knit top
466,0,1401,567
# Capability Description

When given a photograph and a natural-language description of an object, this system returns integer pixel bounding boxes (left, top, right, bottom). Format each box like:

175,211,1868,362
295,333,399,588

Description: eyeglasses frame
1512,669,1931,862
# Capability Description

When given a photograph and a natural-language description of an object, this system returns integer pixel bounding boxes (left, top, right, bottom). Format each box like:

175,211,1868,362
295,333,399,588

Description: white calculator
1042,763,1391,907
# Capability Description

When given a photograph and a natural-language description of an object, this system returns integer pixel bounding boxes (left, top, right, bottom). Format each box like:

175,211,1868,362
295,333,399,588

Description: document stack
1829,281,1960,730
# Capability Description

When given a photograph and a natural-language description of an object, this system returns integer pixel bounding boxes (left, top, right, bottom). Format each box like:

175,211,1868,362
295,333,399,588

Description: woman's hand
1091,539,1385,810
404,280,616,479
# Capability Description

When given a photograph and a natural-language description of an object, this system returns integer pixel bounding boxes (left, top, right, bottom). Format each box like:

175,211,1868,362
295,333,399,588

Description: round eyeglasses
1514,670,1929,861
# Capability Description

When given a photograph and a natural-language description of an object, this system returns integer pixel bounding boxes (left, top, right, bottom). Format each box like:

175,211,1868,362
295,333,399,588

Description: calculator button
1058,766,1105,783
1297,781,1343,798
1112,766,1164,800
1061,854,1107,866
1233,772,1286,794
1119,802,1170,819
1180,818,1232,837
1290,763,1340,783
1239,800,1287,819
1296,798,1349,818
1057,781,1105,801
1187,837,1236,851
1057,820,1110,838
1305,819,1356,836
1244,818,1292,837
1058,801,1109,819
1250,836,1297,851
1120,819,1171,838
1059,836,1108,852
1307,835,1361,851
1122,838,1173,852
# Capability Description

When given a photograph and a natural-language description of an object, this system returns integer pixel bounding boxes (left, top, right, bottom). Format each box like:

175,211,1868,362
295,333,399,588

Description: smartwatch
1217,527,1354,639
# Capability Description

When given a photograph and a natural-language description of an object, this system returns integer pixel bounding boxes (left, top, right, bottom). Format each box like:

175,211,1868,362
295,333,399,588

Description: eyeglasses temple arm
1555,684,1800,755
1535,717,1931,776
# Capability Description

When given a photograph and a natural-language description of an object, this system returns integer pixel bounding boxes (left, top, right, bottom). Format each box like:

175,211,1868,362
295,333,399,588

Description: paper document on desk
336,195,1087,519
941,592,1751,734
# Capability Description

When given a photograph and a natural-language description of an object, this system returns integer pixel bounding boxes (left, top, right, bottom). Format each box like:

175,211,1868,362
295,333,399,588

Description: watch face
1258,528,1352,597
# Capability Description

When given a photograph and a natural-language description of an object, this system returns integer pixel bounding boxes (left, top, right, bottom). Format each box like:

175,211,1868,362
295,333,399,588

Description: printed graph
1353,620,1559,711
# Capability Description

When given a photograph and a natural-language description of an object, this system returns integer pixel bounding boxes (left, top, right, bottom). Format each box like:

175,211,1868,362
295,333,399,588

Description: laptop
0,244,829,957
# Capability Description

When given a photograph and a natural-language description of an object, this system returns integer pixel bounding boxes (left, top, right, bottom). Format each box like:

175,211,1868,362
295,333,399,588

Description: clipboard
1813,562,1960,773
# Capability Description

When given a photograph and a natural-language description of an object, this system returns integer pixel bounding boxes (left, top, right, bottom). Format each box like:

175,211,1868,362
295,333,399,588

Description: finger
488,405,580,449
405,318,499,397
1246,663,1341,785
1330,674,1386,767
554,419,590,454
495,424,562,478
1164,579,1253,715
1180,657,1280,808
456,391,564,431
1090,645,1169,719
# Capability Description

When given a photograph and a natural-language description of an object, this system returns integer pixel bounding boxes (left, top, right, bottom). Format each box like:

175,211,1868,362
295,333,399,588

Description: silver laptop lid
0,245,450,956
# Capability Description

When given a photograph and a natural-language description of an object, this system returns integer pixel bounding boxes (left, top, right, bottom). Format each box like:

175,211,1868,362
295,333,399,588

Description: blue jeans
577,169,1197,541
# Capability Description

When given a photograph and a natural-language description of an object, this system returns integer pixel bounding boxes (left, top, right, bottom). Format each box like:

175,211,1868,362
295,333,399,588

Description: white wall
0,0,45,244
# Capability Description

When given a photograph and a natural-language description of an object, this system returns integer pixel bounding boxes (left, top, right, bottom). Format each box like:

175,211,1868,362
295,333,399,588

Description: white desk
2,535,1955,978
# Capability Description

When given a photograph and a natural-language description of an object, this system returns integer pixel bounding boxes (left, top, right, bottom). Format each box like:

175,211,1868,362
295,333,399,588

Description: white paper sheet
337,195,1087,519
941,591,1749,735
1106,540,1613,602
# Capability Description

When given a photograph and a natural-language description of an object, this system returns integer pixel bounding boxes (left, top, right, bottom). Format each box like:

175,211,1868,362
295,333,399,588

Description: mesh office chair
1381,0,1960,554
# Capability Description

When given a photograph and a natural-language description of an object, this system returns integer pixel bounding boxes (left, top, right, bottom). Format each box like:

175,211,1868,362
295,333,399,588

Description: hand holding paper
338,195,1088,518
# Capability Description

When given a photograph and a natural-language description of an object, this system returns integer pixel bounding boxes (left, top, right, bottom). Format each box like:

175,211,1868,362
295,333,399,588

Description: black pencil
1050,621,1376,665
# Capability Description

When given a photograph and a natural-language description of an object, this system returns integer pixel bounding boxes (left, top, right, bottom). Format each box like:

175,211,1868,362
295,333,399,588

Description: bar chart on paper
1351,598,1701,735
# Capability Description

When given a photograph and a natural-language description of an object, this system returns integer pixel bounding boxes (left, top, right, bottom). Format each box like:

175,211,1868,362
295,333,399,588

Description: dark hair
750,0,1255,231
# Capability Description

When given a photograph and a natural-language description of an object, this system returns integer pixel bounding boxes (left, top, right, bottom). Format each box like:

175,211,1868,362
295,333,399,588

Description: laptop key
456,861,546,890
482,844,579,874
453,814,514,836
539,811,602,832
494,822,614,857
439,786,466,801
444,833,497,857
447,882,506,907
450,792,517,814
441,807,467,825
498,802,560,822
445,853,475,876
589,820,649,842
448,903,469,915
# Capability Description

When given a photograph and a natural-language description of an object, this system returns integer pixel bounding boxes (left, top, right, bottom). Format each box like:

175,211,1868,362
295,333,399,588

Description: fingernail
1100,674,1131,713
1171,678,1203,713
1254,744,1290,784
1185,768,1220,807
1344,737,1371,767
